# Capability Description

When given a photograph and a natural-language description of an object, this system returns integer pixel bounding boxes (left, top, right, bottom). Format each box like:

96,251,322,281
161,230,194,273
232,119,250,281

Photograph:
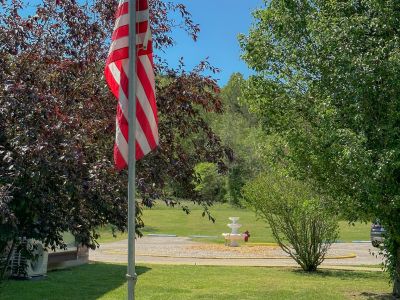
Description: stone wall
47,245,89,271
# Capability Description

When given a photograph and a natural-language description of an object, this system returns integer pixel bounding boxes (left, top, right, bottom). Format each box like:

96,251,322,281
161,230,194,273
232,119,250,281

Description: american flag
105,0,159,170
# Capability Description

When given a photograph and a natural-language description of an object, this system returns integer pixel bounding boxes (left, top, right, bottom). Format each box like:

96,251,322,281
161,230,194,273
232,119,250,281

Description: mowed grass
0,263,391,300
97,202,371,244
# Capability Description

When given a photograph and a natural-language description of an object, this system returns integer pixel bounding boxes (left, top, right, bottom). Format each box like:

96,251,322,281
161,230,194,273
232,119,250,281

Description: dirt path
89,236,384,269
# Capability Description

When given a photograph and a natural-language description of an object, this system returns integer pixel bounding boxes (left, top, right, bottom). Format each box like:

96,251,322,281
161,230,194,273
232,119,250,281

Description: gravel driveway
89,236,384,268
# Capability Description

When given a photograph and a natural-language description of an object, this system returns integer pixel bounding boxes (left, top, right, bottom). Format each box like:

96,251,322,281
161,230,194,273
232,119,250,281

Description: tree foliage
240,0,400,294
243,172,338,272
0,0,228,265
210,73,266,206
193,162,225,203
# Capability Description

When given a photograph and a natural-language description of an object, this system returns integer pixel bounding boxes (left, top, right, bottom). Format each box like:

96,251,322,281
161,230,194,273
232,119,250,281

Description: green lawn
0,263,391,300
97,202,371,244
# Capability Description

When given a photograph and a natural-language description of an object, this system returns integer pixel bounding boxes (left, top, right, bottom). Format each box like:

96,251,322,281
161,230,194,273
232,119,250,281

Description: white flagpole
127,0,137,299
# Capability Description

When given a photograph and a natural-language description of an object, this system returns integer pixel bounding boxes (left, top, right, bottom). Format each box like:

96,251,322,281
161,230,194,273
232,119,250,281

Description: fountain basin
222,233,244,240
227,224,242,229
222,233,244,247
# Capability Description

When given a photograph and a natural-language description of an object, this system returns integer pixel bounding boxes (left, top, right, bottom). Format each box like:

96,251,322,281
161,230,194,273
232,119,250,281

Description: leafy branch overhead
0,0,228,255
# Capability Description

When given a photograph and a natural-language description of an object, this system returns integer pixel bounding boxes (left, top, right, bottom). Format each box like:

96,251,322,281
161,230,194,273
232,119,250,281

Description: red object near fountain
243,231,250,242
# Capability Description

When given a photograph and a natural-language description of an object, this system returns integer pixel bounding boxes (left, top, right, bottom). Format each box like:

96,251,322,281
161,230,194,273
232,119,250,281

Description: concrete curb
120,261,383,272
102,250,357,260
136,253,357,260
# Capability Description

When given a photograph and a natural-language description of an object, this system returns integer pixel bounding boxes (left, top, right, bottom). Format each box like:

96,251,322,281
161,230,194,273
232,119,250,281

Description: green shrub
242,172,339,271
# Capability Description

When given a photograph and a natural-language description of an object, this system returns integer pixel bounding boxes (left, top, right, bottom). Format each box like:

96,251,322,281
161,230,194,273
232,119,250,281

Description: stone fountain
222,217,243,247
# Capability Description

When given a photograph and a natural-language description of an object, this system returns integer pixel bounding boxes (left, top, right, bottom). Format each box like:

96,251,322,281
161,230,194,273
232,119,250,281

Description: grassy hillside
97,202,371,244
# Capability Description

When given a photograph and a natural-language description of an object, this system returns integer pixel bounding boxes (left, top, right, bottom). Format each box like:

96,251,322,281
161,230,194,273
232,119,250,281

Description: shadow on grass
141,225,160,233
0,263,150,300
292,269,384,280
360,292,394,300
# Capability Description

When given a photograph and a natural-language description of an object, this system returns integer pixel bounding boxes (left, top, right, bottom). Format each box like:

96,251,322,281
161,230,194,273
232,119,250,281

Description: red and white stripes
105,0,158,169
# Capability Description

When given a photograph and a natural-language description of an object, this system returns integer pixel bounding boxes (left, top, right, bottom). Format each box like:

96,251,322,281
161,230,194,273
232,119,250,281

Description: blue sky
156,0,265,87
15,0,264,87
